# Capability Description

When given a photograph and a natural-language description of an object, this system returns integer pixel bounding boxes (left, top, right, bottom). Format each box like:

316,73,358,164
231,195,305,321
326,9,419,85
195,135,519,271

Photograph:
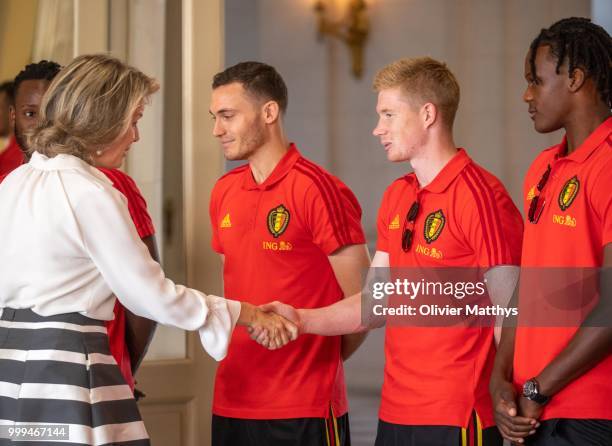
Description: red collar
242,143,301,191
404,148,472,194
555,117,612,163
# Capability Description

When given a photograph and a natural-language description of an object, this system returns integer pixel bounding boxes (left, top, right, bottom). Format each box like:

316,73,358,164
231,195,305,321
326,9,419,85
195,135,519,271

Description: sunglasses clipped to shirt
402,201,420,252
528,164,551,224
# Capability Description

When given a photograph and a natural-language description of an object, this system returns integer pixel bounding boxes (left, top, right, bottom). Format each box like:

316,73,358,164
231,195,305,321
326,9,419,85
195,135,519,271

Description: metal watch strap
523,378,550,405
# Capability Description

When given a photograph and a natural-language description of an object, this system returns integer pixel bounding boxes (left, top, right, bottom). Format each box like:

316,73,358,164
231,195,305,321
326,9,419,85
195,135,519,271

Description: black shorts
525,418,612,446
375,413,502,446
212,412,351,446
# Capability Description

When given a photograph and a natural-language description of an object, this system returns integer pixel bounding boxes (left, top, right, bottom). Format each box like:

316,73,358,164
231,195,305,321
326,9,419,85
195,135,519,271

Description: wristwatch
522,378,550,405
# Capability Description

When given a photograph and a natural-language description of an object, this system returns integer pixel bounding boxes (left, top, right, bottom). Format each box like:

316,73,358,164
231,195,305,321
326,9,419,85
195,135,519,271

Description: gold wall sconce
314,0,369,79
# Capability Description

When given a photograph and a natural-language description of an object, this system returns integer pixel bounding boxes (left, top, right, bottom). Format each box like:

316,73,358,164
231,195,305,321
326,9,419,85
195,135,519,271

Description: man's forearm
536,265,612,397
299,293,367,336
485,266,520,347
492,324,517,382
537,326,612,397
125,311,157,372
127,234,160,372
341,332,368,360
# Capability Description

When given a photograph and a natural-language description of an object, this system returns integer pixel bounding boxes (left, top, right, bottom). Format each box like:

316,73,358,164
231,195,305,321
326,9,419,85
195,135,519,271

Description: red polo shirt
0,137,25,178
210,144,365,419
376,149,523,428
98,167,156,391
514,117,612,421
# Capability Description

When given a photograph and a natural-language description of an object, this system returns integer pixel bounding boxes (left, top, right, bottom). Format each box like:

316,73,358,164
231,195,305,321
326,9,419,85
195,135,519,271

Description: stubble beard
229,123,267,161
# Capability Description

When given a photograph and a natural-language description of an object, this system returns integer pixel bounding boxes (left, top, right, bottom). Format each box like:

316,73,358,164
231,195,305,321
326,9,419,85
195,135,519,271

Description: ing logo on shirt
267,204,290,238
558,176,579,211
415,244,444,259
423,210,445,244
552,214,577,227
389,214,400,230
262,240,293,251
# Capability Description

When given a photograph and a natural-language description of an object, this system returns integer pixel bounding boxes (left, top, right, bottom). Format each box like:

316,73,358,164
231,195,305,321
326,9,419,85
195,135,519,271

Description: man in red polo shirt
208,61,370,446
262,57,523,446
5,60,158,392
490,17,612,445
0,81,23,177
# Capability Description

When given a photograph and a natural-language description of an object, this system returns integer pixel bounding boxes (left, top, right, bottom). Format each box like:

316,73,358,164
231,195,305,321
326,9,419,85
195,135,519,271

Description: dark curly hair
213,61,288,114
529,17,612,108
13,60,62,95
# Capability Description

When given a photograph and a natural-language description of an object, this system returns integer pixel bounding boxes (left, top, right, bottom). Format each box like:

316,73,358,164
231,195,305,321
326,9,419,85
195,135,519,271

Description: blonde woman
0,54,296,445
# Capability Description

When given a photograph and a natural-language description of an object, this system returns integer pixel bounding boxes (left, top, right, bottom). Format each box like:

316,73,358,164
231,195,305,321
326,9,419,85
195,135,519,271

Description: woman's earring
95,149,103,156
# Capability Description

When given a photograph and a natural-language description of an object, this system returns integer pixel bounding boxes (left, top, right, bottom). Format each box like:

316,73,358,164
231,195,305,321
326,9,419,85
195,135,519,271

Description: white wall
593,0,612,33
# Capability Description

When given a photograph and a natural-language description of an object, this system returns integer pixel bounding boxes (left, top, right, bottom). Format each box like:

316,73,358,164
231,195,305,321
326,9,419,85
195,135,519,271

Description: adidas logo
221,213,232,228
389,214,400,230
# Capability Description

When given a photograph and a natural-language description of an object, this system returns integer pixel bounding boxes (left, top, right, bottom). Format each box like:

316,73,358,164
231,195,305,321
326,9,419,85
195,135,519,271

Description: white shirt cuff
198,295,240,361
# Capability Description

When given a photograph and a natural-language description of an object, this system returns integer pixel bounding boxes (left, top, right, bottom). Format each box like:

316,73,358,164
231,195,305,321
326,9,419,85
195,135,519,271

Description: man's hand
259,301,301,330
518,396,544,422
242,303,298,350
491,377,538,444
248,301,301,348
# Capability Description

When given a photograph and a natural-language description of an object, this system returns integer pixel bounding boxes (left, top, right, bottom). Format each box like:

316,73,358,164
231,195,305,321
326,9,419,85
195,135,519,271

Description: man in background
0,81,22,177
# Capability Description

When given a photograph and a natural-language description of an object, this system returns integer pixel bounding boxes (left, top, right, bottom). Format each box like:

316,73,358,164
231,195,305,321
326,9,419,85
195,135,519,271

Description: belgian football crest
424,210,445,244
558,176,579,211
267,204,290,238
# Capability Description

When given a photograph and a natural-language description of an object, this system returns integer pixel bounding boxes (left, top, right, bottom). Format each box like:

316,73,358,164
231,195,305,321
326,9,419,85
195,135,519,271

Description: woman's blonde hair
29,54,159,162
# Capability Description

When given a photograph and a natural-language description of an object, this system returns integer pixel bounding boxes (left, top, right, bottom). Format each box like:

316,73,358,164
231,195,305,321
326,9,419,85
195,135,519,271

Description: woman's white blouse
0,152,240,361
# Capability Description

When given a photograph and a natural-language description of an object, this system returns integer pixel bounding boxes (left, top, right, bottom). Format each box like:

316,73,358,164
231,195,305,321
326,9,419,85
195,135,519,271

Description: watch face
523,380,537,397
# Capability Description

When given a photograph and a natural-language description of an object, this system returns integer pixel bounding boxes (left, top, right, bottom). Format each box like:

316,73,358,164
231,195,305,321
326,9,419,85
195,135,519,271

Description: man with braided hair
490,17,612,445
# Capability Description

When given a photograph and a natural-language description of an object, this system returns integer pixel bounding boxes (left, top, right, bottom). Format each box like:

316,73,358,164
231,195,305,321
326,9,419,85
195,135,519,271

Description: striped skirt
0,308,150,445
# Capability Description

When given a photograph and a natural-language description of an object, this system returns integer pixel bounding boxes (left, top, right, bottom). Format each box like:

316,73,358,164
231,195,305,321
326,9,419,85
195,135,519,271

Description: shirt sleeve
99,169,156,239
376,188,390,253
591,160,612,248
304,176,366,255
73,185,239,361
460,181,523,268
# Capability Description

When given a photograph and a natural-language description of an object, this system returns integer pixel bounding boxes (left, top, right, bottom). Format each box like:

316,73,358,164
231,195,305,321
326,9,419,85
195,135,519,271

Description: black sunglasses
402,201,420,252
528,164,551,224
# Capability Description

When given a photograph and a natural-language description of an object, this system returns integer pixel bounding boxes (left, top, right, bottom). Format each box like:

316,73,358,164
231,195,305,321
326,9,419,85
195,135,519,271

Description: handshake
244,301,301,350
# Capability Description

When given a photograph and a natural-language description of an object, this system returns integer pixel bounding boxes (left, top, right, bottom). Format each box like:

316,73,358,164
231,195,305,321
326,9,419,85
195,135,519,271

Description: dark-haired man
10,61,59,155
491,17,612,445
5,60,159,394
0,81,22,177
208,61,370,446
